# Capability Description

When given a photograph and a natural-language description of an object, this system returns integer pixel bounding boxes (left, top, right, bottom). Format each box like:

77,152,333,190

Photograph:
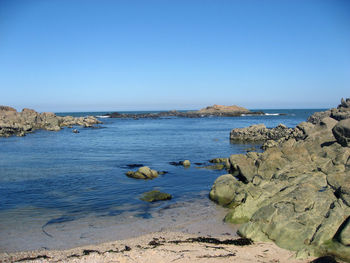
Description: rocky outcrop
230,98,350,143
308,98,350,124
0,106,102,137
195,104,250,115
210,100,350,262
230,123,294,142
105,105,265,118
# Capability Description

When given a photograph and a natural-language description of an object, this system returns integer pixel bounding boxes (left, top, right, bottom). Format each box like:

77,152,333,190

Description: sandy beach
0,231,311,263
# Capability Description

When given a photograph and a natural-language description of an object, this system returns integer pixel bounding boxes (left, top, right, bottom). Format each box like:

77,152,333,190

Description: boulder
209,174,245,206
140,190,172,202
182,160,191,167
126,166,159,179
332,119,350,147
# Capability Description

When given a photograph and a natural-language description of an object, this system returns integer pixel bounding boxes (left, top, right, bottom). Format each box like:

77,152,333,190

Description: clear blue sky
0,0,349,112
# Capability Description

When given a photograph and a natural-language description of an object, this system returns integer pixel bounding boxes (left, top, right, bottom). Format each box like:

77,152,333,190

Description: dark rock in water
104,105,264,119
332,119,350,147
196,164,226,170
310,256,339,263
169,160,190,167
140,190,172,202
72,129,79,133
169,161,183,166
209,158,228,163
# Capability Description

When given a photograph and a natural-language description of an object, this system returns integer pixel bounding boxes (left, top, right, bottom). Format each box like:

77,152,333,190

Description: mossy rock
140,190,172,202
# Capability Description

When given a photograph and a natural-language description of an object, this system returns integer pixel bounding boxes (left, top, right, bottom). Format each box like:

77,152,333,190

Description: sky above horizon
0,0,349,112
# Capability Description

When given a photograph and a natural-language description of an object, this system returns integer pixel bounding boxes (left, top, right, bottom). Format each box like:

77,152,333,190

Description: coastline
0,231,309,263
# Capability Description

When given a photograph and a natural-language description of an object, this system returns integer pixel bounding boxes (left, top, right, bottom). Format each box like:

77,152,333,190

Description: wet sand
0,231,310,263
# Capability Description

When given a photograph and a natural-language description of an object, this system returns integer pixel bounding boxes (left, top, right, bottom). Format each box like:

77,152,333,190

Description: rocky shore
210,98,350,262
0,106,102,137
105,104,265,118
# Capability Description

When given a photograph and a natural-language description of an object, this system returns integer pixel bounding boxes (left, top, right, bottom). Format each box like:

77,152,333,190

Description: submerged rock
210,99,350,261
140,190,172,202
126,166,159,179
196,164,226,170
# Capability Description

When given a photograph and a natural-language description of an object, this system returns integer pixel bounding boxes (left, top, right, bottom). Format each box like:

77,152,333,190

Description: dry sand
0,231,312,263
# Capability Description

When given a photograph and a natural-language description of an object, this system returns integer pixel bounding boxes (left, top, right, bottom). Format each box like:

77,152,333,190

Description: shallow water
0,109,321,252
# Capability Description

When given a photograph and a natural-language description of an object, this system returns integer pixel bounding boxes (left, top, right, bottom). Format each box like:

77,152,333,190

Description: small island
104,104,265,118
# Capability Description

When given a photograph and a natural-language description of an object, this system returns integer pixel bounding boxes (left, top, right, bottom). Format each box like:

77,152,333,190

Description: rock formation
308,98,350,124
0,106,102,137
105,105,265,118
230,123,295,142
210,98,350,262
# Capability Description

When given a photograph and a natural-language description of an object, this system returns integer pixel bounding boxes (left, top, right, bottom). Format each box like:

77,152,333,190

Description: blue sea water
0,109,322,252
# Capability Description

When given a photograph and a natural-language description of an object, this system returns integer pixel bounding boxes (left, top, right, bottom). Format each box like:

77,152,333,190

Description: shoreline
0,231,310,263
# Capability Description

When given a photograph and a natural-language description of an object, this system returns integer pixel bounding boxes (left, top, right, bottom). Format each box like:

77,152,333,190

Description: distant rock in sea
104,104,264,118
0,106,102,137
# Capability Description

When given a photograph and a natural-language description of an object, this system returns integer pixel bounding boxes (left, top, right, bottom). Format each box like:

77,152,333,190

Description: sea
0,109,322,252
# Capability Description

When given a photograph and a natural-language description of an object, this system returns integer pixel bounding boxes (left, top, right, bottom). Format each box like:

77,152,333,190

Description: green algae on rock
210,98,350,262
140,190,172,202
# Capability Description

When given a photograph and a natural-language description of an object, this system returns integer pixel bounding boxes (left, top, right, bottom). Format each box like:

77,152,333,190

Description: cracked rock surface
210,99,350,262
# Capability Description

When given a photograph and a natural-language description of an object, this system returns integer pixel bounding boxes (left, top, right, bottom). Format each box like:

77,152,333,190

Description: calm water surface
0,109,321,251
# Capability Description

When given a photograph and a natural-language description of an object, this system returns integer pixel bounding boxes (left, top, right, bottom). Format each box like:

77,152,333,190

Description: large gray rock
333,119,350,147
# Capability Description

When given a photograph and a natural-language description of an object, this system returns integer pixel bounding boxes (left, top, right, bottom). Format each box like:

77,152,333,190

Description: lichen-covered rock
211,100,350,261
209,174,245,206
126,166,159,179
140,190,172,202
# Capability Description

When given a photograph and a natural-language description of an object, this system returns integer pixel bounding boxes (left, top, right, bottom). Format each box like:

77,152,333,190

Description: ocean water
0,109,322,252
